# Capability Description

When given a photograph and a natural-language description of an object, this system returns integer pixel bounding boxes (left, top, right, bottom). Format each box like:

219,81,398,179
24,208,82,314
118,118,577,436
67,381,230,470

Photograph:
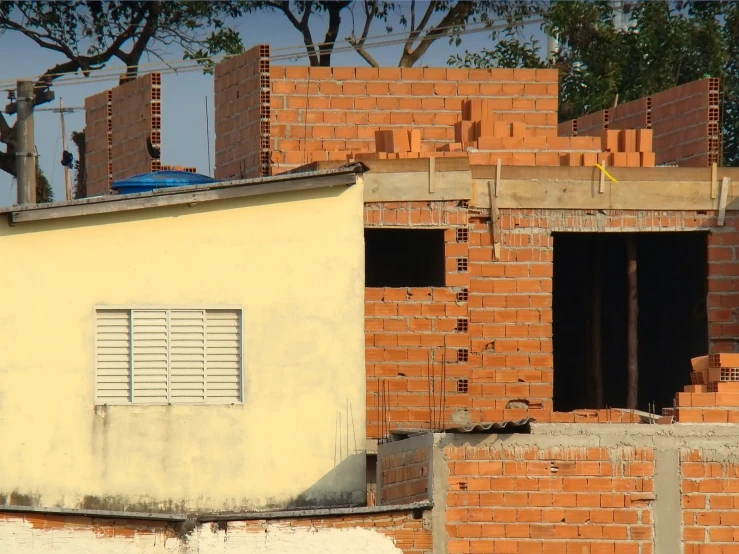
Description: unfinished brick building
57,41,739,553
209,45,739,438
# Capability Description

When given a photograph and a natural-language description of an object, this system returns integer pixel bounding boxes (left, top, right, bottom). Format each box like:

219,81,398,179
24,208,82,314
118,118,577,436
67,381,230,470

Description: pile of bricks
350,99,656,168
673,354,739,422
157,165,198,173
560,129,656,167
559,78,721,166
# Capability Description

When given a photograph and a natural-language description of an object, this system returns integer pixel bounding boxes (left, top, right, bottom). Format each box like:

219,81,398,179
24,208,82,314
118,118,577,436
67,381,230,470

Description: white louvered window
95,308,242,405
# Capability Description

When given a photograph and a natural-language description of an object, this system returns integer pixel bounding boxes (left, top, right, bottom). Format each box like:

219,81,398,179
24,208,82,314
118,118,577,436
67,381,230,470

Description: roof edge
5,164,363,225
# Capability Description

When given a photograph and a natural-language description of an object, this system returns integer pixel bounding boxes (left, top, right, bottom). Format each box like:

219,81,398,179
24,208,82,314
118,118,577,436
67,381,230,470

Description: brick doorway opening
552,232,708,413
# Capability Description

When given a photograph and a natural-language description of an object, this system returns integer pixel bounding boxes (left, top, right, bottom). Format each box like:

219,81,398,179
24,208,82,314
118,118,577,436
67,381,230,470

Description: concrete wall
0,507,431,553
0,183,365,512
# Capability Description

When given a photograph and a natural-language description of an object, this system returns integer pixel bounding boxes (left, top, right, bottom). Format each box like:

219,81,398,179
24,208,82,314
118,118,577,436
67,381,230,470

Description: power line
0,16,543,89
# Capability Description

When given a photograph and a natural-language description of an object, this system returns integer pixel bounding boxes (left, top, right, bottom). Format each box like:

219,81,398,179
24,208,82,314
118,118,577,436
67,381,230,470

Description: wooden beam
475,178,739,211
364,171,472,202
626,236,639,411
718,176,731,226
9,173,357,224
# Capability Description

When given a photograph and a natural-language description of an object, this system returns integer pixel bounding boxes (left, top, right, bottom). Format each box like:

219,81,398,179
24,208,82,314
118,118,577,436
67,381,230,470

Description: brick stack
561,128,656,167
674,354,739,422
158,165,197,173
559,78,721,167
214,44,271,180
110,73,162,181
83,90,112,196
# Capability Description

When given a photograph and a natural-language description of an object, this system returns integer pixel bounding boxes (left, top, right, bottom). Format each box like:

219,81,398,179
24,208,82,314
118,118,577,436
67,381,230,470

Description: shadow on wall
287,453,367,509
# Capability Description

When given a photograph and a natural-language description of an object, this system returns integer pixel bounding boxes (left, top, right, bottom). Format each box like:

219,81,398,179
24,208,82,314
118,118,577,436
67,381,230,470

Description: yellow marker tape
594,164,618,183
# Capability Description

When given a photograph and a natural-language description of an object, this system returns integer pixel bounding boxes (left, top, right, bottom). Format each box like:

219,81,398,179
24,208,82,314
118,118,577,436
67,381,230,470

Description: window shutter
95,309,131,403
205,310,242,402
131,310,169,403
169,310,206,402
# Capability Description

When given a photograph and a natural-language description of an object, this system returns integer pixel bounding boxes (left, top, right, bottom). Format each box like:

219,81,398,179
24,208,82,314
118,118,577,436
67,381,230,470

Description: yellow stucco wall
0,181,366,512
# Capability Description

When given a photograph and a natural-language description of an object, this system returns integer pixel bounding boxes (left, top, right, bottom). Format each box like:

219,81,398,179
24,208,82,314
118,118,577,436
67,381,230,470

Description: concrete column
16,80,37,205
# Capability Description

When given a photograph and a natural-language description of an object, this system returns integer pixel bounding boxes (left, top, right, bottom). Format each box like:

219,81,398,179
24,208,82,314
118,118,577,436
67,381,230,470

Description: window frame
93,305,245,406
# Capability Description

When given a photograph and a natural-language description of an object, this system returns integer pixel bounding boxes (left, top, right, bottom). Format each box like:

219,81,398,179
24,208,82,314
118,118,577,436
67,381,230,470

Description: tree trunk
626,236,638,410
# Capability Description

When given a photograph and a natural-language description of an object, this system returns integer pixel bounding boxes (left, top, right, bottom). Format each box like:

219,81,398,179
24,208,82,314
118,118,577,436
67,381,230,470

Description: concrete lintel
197,501,433,523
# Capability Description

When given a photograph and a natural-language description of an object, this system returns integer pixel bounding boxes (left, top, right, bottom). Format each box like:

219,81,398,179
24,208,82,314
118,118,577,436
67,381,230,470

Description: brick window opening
456,257,468,272
552,232,708,413
456,318,468,333
365,228,445,287
457,379,469,393
456,228,469,242
457,349,469,363
456,289,469,302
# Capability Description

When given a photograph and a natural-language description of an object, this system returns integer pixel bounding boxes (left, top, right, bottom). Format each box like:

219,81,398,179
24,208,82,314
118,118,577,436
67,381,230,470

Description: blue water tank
111,170,218,195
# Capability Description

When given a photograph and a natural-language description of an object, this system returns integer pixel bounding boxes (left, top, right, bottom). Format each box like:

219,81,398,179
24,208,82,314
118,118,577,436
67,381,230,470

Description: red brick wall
269,66,559,174
682,450,739,551
378,437,433,505
366,204,736,436
83,90,112,196
0,508,431,553
110,73,162,181
558,78,721,167
445,444,655,554
214,44,270,180
235,511,432,552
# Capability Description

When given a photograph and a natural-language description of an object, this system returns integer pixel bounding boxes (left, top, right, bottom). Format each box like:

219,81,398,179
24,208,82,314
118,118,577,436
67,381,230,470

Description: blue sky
0,7,546,206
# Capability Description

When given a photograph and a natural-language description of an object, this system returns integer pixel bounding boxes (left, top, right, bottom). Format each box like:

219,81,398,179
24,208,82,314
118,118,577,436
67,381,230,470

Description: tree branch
400,1,472,67
116,3,161,82
274,0,319,65
348,0,380,67
318,1,350,66
404,0,437,50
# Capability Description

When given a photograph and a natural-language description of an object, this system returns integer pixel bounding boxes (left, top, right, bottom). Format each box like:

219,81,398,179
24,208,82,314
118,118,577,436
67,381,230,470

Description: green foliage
35,164,53,203
450,0,739,166
71,130,86,199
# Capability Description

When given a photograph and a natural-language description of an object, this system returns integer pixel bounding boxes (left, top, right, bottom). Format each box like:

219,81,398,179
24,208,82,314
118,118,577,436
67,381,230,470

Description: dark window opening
553,232,708,414
365,228,445,287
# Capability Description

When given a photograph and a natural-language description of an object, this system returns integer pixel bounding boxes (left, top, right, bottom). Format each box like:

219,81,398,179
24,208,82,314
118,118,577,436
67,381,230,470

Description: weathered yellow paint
0,182,366,512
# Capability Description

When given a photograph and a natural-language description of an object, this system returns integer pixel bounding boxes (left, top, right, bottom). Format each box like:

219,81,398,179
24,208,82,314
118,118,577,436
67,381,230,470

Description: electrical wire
0,16,544,89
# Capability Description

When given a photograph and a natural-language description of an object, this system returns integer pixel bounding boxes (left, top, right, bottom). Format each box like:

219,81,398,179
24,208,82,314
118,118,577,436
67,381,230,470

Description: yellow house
0,167,366,513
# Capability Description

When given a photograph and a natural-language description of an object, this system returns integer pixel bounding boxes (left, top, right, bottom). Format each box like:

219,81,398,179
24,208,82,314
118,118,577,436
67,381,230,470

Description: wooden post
626,236,638,410
591,249,604,408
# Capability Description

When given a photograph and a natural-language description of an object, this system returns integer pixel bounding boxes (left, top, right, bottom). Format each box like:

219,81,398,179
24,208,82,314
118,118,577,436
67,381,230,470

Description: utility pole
58,98,72,201
15,81,36,205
